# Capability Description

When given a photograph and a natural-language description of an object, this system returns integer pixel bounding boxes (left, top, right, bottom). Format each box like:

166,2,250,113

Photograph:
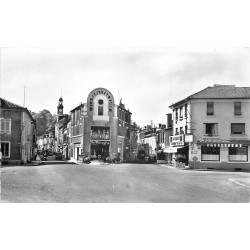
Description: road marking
229,178,250,190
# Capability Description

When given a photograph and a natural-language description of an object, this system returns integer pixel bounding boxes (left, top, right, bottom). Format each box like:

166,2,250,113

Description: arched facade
70,87,132,162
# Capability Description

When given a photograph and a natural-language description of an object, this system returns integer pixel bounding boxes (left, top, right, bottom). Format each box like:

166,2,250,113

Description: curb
229,178,250,189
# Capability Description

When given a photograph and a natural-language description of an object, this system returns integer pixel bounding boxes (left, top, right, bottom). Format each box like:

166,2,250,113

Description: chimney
166,113,172,128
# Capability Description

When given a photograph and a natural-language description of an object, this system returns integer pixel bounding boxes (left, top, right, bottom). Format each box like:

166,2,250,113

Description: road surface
1,163,250,202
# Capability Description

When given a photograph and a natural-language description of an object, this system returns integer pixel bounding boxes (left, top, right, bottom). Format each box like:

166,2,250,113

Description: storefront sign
185,134,193,143
169,134,184,146
88,88,114,112
72,137,82,143
206,143,242,148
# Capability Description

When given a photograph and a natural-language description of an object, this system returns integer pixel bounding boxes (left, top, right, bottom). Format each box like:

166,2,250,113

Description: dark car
147,154,157,163
54,152,63,160
47,149,54,156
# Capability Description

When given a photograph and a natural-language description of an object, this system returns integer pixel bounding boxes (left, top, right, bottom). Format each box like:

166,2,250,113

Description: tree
32,109,57,136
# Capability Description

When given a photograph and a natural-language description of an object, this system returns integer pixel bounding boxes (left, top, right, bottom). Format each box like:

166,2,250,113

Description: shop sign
185,134,193,143
88,88,113,112
72,137,82,143
169,134,184,146
206,143,242,148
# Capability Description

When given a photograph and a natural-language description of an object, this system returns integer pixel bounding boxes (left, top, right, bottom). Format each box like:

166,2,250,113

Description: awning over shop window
163,146,185,153
197,139,250,147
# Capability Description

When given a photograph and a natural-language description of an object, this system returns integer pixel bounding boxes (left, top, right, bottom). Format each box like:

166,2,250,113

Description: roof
70,103,84,113
0,97,24,110
169,85,250,108
0,97,35,123
58,114,70,128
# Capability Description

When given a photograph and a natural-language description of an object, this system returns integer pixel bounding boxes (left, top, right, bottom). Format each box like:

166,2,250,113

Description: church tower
57,97,64,121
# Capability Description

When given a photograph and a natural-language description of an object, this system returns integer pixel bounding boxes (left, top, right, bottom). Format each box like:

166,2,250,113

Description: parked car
54,152,63,160
147,154,157,163
47,149,54,156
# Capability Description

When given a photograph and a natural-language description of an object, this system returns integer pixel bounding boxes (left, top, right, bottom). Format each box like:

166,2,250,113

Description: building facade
0,98,36,165
137,124,157,158
68,87,132,162
169,85,250,170
129,121,139,161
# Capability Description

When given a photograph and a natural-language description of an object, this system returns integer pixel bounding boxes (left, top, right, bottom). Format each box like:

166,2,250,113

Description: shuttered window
0,119,11,134
203,123,218,135
234,102,241,115
231,123,245,134
207,102,214,115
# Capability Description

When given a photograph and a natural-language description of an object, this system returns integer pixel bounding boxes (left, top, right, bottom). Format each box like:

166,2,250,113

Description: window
175,108,178,122
204,123,218,135
229,146,248,162
201,146,220,161
180,127,184,134
76,109,80,121
175,128,179,135
184,104,188,117
234,102,241,115
185,125,188,134
125,112,129,123
207,102,214,115
1,142,10,157
231,123,245,135
98,99,103,116
179,106,183,119
0,118,11,134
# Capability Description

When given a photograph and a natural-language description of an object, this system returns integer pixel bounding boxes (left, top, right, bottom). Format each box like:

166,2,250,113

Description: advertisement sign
169,134,184,146
185,134,193,143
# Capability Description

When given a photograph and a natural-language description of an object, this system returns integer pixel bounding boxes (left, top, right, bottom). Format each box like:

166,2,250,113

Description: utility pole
118,90,120,103
23,85,26,107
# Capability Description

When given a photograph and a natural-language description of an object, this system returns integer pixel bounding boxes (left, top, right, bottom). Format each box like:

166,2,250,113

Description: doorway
90,142,110,160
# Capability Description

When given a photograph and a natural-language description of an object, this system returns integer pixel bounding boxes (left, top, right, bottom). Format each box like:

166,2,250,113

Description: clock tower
57,97,64,118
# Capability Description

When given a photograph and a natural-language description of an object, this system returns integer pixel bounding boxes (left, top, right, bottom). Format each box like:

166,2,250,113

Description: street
1,163,250,202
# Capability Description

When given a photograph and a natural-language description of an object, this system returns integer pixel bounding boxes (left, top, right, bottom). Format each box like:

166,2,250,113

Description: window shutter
215,123,218,134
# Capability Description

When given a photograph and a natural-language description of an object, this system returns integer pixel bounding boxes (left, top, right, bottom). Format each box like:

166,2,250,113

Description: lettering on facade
169,134,184,146
88,89,113,112
205,143,242,148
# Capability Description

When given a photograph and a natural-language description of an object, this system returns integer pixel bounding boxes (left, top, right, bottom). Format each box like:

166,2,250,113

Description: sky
1,47,249,127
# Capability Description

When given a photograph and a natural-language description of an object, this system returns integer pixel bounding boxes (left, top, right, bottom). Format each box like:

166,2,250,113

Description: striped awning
197,139,250,147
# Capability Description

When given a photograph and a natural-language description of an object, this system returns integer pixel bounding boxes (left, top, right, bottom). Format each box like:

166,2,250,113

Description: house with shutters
168,85,250,170
0,98,36,165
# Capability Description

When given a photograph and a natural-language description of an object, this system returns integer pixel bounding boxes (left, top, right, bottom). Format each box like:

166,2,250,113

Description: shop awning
163,146,185,153
197,139,250,147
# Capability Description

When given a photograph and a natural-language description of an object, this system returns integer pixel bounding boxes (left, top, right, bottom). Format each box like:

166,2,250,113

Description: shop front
71,136,83,162
164,134,189,167
90,126,110,160
190,139,250,170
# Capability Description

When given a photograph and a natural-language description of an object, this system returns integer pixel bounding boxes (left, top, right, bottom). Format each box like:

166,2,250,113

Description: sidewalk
1,160,70,168
1,161,41,168
158,164,250,189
